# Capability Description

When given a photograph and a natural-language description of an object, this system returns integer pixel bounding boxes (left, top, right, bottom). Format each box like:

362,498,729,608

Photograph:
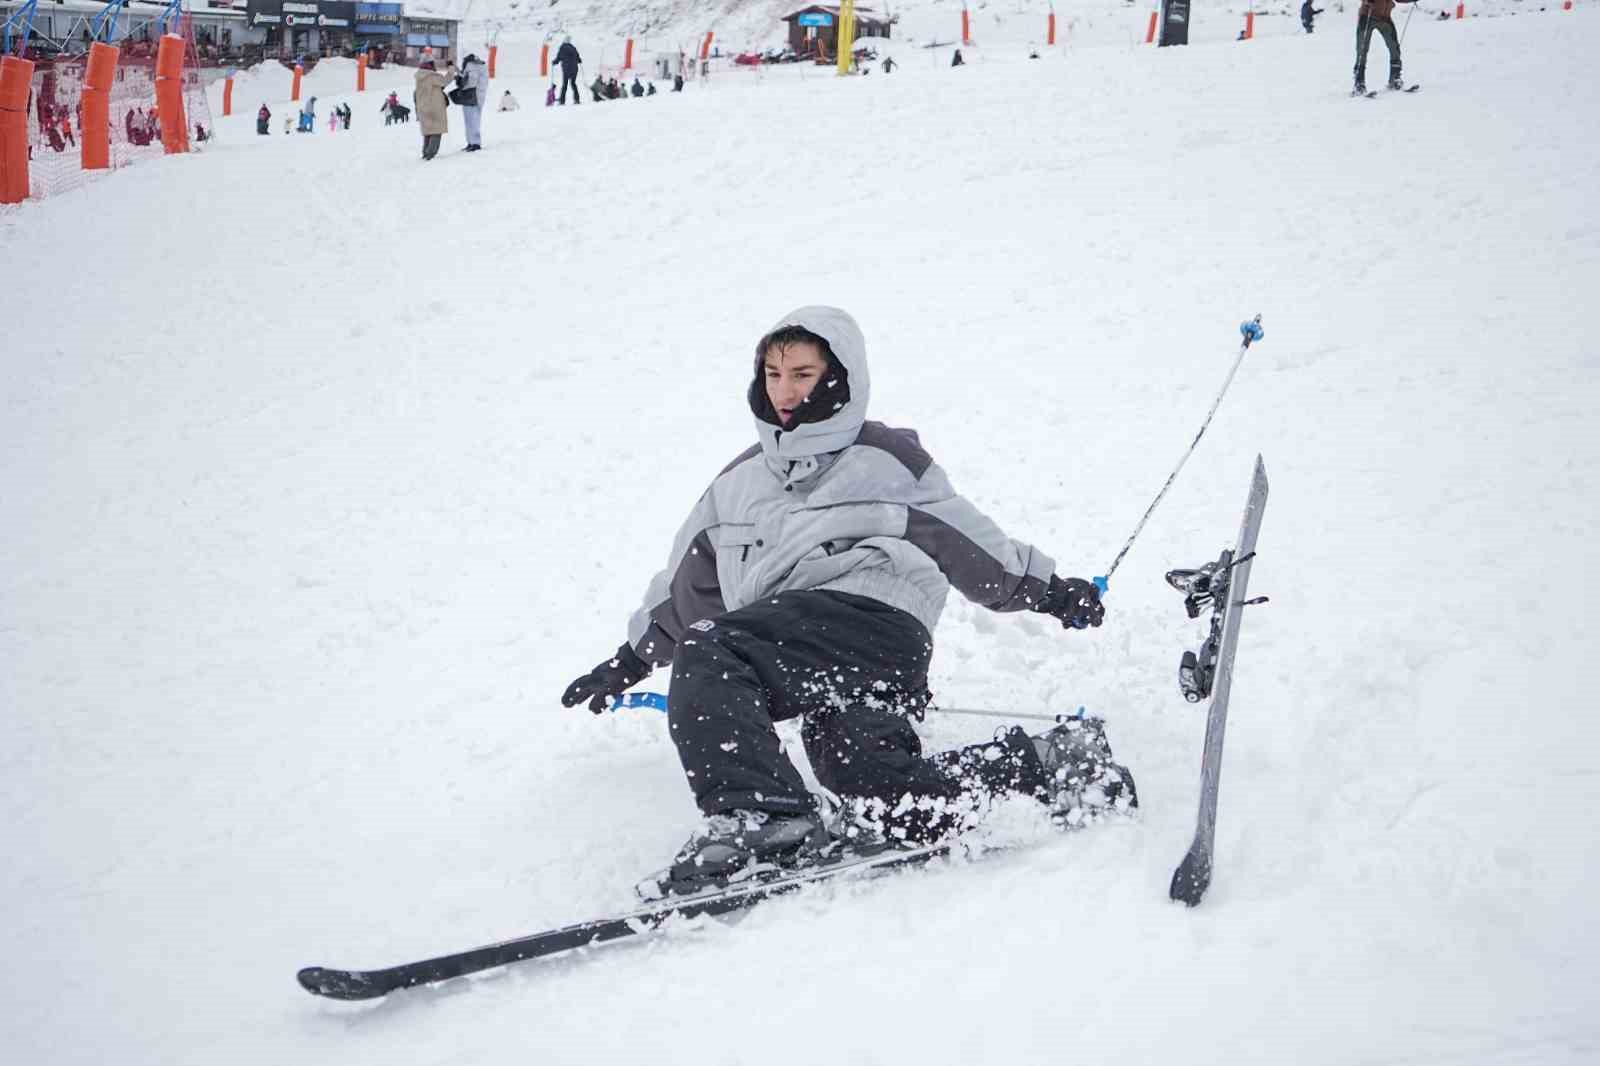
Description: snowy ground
4,10,1599,1065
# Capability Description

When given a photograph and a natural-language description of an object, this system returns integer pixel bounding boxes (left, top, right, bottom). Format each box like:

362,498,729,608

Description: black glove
1035,575,1105,630
561,643,652,714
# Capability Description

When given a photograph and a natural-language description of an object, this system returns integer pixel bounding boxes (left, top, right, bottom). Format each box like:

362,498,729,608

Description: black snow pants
559,69,581,104
1354,15,1402,87
667,590,1051,842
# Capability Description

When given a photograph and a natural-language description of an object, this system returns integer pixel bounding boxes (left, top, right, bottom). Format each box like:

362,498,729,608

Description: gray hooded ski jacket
626,306,1055,665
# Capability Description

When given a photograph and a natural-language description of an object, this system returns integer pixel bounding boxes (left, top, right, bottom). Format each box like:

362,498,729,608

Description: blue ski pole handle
1240,315,1263,347
609,691,668,712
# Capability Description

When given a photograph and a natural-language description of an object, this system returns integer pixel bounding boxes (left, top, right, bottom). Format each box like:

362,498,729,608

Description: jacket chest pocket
714,525,760,605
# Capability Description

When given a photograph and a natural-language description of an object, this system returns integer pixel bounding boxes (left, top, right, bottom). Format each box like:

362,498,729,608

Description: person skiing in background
256,102,271,135
1354,0,1418,93
561,307,1136,899
413,58,455,161
1302,0,1324,32
554,36,582,105
457,53,488,151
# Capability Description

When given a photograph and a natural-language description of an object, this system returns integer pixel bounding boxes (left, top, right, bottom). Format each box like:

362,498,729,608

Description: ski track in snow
2,11,1599,1065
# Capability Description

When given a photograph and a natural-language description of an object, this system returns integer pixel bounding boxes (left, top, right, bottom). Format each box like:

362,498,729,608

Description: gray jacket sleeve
625,489,724,665
903,463,1055,612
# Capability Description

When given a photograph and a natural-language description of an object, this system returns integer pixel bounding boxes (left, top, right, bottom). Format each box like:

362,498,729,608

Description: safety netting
18,19,213,203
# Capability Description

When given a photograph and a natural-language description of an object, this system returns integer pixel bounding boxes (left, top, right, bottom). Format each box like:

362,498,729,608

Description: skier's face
763,341,829,428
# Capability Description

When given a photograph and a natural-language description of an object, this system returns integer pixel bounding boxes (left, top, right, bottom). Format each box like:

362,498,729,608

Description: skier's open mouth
779,408,796,425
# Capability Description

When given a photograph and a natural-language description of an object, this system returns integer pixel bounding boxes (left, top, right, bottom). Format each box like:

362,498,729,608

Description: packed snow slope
4,12,1599,1066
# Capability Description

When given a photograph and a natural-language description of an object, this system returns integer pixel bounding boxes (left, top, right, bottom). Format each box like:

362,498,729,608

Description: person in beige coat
413,59,456,160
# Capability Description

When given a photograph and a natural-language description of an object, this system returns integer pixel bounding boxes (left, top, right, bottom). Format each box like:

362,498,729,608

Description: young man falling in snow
563,307,1136,898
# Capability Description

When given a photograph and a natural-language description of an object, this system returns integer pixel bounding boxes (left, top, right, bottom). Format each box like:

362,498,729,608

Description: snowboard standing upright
1168,456,1269,907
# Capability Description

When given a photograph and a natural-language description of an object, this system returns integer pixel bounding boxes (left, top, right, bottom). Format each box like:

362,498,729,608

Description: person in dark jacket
1302,0,1324,32
256,103,271,135
590,74,607,102
1354,0,1418,93
630,76,645,97
554,37,582,105
562,307,1135,900
951,48,965,67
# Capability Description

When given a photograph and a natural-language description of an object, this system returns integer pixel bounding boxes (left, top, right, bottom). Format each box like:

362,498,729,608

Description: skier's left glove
561,643,652,714
1035,576,1105,630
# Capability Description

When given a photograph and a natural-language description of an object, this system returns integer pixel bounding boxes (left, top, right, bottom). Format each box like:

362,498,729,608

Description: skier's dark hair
749,326,852,429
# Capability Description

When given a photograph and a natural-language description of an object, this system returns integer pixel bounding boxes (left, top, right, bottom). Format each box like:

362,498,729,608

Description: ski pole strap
609,691,668,712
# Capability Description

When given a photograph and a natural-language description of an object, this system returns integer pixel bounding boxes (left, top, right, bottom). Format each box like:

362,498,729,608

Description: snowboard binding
1166,549,1267,703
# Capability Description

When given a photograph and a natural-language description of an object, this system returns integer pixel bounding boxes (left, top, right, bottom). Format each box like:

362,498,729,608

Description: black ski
298,841,952,1000
1166,455,1269,907
1352,89,1378,98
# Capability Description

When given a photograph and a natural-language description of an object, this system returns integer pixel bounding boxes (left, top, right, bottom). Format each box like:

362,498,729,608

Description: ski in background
1167,456,1270,908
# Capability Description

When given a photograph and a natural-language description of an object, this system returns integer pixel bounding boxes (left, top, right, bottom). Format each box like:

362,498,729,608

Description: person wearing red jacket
1354,0,1419,94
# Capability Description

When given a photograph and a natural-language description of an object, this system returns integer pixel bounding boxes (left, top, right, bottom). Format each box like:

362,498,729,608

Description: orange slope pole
0,55,35,203
155,33,189,155
292,63,303,101
81,42,119,171
1146,11,1158,44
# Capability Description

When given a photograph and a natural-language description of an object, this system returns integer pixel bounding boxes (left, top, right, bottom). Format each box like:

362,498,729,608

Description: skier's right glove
1035,576,1105,630
561,643,652,714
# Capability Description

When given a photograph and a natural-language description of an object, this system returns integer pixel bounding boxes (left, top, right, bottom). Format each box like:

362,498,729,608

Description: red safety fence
8,25,214,204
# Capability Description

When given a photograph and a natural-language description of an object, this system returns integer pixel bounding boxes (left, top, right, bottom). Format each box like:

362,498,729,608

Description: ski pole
1399,0,1419,47
1094,315,1263,595
608,692,1080,725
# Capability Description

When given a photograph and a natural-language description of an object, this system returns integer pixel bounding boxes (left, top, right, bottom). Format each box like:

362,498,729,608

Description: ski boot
1387,77,1404,91
1030,715,1139,828
638,809,834,900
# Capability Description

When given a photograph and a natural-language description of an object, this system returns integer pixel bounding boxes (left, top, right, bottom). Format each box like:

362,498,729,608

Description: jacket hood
749,306,870,461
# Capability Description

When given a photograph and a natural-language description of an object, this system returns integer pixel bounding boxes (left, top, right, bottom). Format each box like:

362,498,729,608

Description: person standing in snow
299,96,317,132
256,103,271,135
457,53,488,152
561,307,1136,899
1302,0,1324,32
413,58,455,161
554,37,583,105
1353,0,1418,93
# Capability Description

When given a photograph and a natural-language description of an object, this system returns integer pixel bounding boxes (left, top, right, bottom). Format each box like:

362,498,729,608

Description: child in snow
501,89,521,111
545,83,556,107
1302,0,1324,32
562,307,1136,899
